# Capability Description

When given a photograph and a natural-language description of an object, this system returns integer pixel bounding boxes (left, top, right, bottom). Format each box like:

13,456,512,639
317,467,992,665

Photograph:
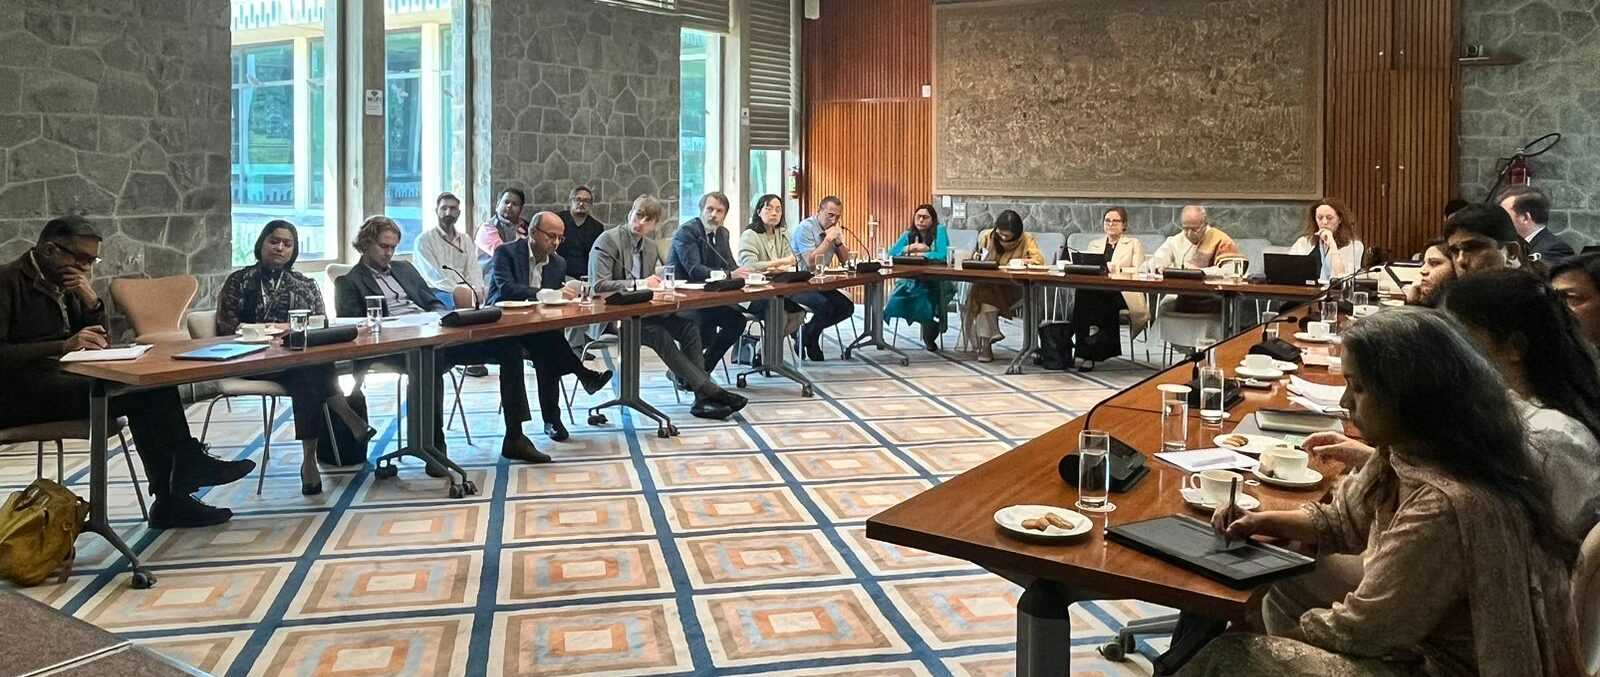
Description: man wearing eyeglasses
556,186,606,355
0,215,256,529
488,211,615,443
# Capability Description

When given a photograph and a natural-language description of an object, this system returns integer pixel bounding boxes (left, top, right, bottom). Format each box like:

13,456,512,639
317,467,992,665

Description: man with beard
416,192,489,376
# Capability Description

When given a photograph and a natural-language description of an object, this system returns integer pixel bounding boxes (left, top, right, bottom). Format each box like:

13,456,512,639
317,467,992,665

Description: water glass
579,281,595,308
1261,311,1280,341
1198,366,1226,425
1352,291,1369,307
1159,384,1191,450
1328,336,1345,375
287,309,310,351
364,295,384,334
951,248,964,270
1319,299,1340,332
1075,430,1115,513
661,265,676,298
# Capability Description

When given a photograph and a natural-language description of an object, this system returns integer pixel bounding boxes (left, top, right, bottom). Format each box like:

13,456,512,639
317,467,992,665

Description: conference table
59,265,1333,588
866,308,1356,676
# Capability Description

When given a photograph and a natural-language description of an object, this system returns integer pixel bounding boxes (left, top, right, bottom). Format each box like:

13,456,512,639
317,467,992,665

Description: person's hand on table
732,266,754,278
1211,502,1261,541
561,286,579,300
1302,431,1374,466
65,325,109,352
906,243,929,255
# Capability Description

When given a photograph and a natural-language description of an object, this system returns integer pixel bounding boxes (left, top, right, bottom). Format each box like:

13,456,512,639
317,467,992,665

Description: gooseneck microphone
440,265,481,309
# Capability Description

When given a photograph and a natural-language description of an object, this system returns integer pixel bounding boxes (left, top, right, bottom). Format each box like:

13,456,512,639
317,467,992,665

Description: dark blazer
487,241,568,304
333,260,446,318
1529,229,1575,265
669,217,737,282
555,210,605,279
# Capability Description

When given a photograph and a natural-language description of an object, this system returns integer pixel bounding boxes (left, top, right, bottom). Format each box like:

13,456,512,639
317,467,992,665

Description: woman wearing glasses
216,220,374,495
885,204,957,351
737,194,806,339
1068,207,1148,370
964,209,1044,362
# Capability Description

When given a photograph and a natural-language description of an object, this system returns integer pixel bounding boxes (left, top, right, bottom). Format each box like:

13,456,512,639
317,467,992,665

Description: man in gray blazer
590,195,747,420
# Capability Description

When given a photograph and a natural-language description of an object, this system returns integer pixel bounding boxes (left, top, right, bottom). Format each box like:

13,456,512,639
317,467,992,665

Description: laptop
173,343,270,361
1262,252,1320,285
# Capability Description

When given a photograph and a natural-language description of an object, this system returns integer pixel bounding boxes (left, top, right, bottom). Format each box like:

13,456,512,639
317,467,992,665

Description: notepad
59,344,152,363
1154,448,1259,473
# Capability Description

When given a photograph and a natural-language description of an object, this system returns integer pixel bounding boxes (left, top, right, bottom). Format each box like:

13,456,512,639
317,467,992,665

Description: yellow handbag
0,479,90,587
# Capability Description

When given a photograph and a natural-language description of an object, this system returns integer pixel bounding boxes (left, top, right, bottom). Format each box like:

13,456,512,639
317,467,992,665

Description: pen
1224,476,1240,548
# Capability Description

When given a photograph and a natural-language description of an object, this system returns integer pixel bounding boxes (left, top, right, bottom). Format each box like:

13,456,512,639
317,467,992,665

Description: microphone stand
441,265,481,308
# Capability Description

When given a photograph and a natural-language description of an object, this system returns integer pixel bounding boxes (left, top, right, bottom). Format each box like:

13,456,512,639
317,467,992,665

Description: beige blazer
1087,235,1150,338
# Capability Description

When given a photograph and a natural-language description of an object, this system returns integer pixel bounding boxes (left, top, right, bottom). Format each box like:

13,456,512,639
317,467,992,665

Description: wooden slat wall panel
804,0,929,103
1389,0,1458,258
1325,0,1392,258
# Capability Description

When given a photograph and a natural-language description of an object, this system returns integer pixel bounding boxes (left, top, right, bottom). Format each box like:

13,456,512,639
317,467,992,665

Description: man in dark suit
488,211,614,441
1500,185,1575,265
334,215,550,464
669,192,750,372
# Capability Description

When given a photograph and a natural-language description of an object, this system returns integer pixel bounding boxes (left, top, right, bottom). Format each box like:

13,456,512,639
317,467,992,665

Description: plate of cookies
994,505,1092,540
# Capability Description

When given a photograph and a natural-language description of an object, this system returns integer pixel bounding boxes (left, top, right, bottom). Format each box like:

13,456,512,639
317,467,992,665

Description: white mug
1007,258,1026,269
308,315,328,330
1186,469,1243,505
239,323,269,340
1307,321,1331,338
537,288,565,303
708,270,727,281
1243,353,1275,370
1260,446,1310,480
747,273,767,285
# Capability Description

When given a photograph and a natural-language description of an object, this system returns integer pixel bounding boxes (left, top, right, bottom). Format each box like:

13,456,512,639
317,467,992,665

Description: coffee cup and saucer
537,288,570,305
1252,446,1323,488
1235,353,1285,380
1293,321,1334,343
1181,469,1261,511
236,323,281,344
746,273,770,286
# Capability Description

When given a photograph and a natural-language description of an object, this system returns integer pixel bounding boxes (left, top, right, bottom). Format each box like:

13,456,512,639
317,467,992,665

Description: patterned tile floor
1,320,1181,676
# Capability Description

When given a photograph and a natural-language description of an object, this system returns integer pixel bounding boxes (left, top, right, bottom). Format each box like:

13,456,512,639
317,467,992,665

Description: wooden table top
912,266,1325,299
866,310,1353,621
62,271,896,388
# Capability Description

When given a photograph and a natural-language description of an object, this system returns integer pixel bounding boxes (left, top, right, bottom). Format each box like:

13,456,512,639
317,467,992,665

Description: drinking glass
1352,291,1370,310
1159,384,1191,450
579,281,595,308
952,248,964,270
1261,311,1280,341
364,295,384,334
660,265,676,299
1198,366,1226,425
1320,299,1340,332
287,309,310,351
1196,330,1220,369
1075,430,1115,513
1328,336,1345,375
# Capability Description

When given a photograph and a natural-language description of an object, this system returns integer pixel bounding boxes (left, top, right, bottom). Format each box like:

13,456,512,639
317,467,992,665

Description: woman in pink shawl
1188,308,1582,677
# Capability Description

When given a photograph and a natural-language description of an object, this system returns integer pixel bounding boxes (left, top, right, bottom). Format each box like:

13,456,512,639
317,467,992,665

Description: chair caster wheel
657,426,672,439
899,358,910,366
842,349,854,360
1098,637,1133,662
374,464,398,479
448,484,464,499
462,480,479,495
801,385,814,398
667,424,680,436
130,570,157,589
736,375,748,388
588,414,607,426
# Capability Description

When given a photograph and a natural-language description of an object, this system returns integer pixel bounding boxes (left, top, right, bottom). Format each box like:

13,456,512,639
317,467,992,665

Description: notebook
1106,515,1316,588
172,344,269,361
59,344,153,363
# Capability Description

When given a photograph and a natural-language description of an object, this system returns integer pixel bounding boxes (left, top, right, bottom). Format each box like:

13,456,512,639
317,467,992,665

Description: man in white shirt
414,192,489,376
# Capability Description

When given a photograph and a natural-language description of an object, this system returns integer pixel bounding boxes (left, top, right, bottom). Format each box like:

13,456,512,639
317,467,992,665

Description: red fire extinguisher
1507,155,1530,186
786,167,801,199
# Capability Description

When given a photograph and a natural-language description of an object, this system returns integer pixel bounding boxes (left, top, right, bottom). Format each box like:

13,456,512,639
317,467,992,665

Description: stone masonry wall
480,0,681,237
0,0,233,315
1459,0,1600,247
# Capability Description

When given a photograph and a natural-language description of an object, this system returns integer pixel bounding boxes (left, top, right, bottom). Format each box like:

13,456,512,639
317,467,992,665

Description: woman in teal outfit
886,204,957,351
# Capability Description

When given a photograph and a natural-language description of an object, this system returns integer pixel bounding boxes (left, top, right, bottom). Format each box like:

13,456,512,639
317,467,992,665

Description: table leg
1006,281,1040,375
843,276,910,366
372,347,477,498
587,317,679,438
736,294,816,397
1016,579,1074,676
87,382,155,588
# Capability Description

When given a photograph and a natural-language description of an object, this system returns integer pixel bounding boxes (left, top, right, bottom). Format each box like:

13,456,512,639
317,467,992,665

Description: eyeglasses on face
48,242,100,266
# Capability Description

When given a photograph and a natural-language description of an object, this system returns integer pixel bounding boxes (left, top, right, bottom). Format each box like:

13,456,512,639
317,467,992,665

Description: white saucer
235,336,274,344
495,300,537,309
677,282,707,290
1213,433,1289,455
539,298,572,306
1181,488,1262,511
993,505,1092,540
1235,365,1285,380
745,281,772,287
1252,467,1324,488
1293,332,1333,343
1239,359,1297,373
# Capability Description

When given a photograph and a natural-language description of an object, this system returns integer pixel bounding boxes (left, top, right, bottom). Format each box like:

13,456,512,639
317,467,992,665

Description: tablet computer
173,344,269,361
1106,515,1316,588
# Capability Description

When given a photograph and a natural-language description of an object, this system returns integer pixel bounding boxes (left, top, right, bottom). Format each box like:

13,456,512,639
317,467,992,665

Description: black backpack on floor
316,390,370,467
1036,322,1075,371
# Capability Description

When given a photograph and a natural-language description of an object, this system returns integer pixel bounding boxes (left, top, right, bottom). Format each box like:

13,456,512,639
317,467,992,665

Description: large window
386,7,461,253
679,29,722,215
232,41,319,265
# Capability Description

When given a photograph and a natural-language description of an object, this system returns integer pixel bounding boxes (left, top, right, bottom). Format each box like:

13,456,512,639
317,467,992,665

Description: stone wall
1459,0,1600,247
934,196,1306,245
0,0,233,314
479,0,681,236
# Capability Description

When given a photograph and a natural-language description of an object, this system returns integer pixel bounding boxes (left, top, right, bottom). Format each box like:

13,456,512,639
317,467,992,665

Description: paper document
59,344,153,363
1155,448,1259,473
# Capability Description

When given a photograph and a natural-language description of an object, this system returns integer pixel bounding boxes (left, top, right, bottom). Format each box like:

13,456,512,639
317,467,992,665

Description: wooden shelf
1458,55,1522,67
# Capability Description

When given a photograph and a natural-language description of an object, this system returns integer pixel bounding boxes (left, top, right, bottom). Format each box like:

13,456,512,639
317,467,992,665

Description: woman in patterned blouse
216,220,372,495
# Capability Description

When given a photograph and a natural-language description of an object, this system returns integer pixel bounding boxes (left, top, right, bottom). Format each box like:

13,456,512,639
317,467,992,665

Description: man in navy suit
1500,185,1575,266
489,211,614,443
